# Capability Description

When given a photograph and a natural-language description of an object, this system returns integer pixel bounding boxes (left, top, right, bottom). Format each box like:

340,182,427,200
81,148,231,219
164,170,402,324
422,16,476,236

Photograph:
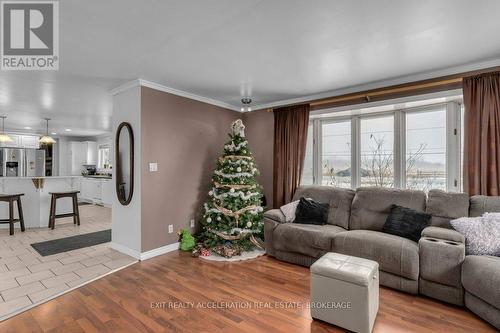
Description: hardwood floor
0,252,495,333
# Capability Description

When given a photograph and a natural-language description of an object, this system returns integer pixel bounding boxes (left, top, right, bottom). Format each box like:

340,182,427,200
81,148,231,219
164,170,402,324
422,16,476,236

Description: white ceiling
1,0,500,136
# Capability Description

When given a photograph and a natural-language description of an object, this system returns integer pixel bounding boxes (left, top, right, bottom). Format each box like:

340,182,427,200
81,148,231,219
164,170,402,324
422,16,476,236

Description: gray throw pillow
450,216,500,256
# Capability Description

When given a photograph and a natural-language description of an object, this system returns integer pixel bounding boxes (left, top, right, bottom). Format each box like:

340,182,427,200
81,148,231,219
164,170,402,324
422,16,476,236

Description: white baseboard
111,241,179,261
110,242,141,259
140,242,179,261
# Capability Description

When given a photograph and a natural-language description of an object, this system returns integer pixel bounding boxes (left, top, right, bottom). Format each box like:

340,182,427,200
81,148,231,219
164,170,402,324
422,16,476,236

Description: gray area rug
31,229,111,256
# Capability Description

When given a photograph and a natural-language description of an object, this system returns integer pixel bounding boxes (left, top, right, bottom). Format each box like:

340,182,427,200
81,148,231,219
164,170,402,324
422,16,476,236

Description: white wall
111,86,142,257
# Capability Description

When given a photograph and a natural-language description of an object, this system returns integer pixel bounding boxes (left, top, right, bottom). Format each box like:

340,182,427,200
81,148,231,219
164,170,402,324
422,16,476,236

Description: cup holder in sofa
423,238,459,246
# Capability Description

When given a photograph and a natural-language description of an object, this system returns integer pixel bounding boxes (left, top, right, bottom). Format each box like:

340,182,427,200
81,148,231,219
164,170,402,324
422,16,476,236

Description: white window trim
308,101,463,192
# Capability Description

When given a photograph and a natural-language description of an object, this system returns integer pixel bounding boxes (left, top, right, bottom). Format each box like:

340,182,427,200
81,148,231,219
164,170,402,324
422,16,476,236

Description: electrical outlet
190,219,195,228
168,224,173,233
149,162,158,172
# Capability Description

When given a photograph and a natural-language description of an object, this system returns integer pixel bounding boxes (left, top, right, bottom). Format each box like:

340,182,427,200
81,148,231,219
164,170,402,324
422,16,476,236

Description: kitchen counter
0,176,81,229
0,176,83,179
83,175,112,179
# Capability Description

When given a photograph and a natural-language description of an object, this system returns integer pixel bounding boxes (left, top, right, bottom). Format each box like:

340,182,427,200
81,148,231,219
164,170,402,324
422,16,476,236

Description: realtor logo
1,1,59,70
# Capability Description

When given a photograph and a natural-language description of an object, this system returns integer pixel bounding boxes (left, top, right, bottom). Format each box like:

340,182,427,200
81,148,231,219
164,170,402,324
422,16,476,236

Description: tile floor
0,204,137,320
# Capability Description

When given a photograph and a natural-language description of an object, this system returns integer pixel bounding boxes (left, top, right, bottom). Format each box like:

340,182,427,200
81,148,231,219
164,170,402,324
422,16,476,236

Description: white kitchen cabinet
21,135,40,149
80,177,112,205
80,178,91,200
0,134,41,148
101,179,113,207
0,134,21,148
69,141,98,175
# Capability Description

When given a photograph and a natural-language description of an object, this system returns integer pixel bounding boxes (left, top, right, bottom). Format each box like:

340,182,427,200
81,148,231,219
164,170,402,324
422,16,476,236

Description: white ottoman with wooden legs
310,253,379,333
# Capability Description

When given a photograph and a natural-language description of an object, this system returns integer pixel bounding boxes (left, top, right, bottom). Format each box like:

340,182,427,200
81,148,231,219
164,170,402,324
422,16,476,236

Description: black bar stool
48,191,81,230
0,194,25,235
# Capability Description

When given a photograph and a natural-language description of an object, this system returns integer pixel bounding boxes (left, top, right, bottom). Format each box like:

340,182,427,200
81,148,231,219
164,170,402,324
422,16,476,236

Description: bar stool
48,191,81,230
0,194,25,235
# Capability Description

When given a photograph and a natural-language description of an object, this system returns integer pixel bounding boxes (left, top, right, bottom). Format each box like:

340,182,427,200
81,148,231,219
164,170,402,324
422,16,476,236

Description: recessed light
24,126,32,130
64,129,72,132
51,132,57,135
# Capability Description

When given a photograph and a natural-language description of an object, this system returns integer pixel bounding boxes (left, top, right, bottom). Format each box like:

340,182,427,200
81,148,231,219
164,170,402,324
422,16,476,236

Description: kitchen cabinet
21,135,40,149
0,134,21,148
0,134,41,148
80,177,112,207
101,179,113,207
69,141,97,175
80,178,101,202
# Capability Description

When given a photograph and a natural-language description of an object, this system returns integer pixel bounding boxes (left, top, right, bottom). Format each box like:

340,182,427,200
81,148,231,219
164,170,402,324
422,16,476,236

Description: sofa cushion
294,197,329,225
333,230,419,280
469,195,500,217
293,186,355,229
451,216,500,256
273,223,346,258
462,255,500,309
382,205,431,242
349,188,426,231
426,190,470,228
326,188,355,229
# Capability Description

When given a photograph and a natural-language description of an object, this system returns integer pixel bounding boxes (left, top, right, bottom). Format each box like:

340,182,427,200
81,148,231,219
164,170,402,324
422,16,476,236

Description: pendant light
0,116,13,143
39,118,56,144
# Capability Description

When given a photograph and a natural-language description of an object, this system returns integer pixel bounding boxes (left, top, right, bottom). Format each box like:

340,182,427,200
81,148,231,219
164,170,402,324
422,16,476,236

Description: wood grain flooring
0,252,495,333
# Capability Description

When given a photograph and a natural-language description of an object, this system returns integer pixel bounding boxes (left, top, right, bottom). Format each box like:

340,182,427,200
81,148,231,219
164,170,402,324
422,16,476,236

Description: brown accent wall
140,87,239,252
243,109,274,207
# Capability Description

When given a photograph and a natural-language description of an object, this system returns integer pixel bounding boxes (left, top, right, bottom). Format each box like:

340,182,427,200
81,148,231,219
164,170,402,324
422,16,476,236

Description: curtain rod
267,77,463,112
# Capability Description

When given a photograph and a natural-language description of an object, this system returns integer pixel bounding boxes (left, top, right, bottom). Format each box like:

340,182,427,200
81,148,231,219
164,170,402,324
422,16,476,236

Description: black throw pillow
293,197,329,225
382,205,432,242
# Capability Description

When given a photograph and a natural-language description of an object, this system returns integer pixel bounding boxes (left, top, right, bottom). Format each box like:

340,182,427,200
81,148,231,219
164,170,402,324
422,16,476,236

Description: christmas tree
199,119,264,256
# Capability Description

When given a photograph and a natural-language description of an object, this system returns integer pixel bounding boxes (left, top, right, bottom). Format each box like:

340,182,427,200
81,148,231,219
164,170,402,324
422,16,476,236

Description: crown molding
250,57,500,111
109,57,500,113
109,79,141,96
109,79,241,112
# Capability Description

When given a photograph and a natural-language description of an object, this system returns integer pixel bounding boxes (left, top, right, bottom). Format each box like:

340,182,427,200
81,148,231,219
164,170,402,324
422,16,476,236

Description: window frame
307,101,462,192
97,144,111,170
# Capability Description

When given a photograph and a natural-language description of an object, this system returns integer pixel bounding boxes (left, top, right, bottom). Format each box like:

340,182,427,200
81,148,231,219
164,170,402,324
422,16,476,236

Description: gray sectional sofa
263,186,500,329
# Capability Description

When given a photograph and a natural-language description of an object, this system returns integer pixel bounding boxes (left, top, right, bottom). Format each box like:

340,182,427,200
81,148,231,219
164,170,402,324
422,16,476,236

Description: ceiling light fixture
39,118,56,144
241,97,252,112
24,126,32,130
64,128,72,132
0,116,13,143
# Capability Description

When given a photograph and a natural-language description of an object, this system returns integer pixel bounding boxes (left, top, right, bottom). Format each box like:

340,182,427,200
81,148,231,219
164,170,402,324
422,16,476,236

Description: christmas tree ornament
178,229,195,251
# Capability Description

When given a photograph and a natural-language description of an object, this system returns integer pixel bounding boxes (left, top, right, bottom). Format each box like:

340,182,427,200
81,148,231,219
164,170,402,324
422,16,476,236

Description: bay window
302,101,463,192
322,120,352,188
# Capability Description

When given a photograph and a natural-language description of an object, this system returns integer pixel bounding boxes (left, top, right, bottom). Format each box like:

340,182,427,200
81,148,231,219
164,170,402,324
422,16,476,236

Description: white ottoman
310,253,379,333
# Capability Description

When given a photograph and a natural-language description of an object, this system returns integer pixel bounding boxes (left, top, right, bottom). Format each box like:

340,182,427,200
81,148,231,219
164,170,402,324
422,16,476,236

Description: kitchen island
0,176,82,229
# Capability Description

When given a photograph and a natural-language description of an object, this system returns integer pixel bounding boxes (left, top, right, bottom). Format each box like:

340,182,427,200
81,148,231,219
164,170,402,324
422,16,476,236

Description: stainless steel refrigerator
25,149,46,177
1,148,24,177
0,148,45,177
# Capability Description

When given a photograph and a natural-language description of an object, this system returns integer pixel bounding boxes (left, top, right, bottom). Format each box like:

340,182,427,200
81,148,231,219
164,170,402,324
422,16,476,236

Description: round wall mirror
115,122,134,205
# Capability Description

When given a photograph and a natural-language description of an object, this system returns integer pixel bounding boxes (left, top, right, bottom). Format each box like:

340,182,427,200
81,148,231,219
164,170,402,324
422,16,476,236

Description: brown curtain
463,72,500,196
273,104,310,208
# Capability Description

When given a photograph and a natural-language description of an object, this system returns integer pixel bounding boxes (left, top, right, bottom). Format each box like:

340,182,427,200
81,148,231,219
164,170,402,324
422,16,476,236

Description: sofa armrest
419,232,465,293
263,209,287,224
263,209,286,257
421,226,465,243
